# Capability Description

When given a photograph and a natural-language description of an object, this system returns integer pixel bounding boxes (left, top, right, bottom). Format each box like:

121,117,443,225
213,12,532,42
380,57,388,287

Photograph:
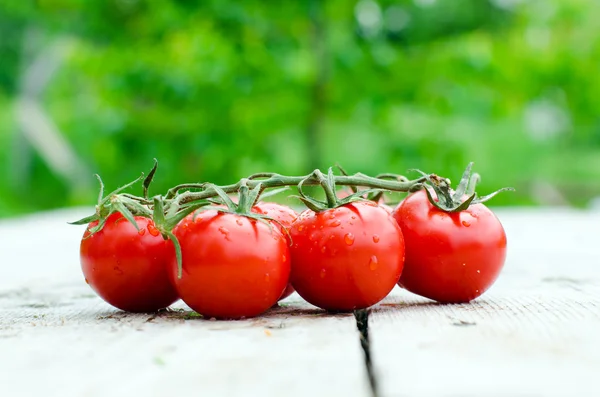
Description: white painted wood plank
0,207,599,397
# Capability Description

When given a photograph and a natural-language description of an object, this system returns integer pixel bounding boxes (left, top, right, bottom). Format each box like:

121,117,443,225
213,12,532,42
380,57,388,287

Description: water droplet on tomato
462,220,471,227
329,235,335,240
320,269,326,278
328,212,336,219
138,228,146,236
477,270,481,274
147,224,160,236
369,256,378,270
372,235,380,243
331,220,341,227
298,225,305,232
344,233,355,246
349,222,354,225
113,266,123,275
264,273,270,282
282,255,287,262
84,278,89,285
236,219,243,226
319,225,323,229
351,216,356,220
320,246,326,253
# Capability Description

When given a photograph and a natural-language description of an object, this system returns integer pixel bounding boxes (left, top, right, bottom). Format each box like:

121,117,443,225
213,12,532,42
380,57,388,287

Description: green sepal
337,189,385,206
68,214,99,226
165,230,183,279
143,159,158,199
99,173,145,207
209,184,237,211
112,200,140,232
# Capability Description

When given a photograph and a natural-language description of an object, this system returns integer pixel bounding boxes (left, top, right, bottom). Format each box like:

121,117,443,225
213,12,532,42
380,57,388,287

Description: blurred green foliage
1,0,600,217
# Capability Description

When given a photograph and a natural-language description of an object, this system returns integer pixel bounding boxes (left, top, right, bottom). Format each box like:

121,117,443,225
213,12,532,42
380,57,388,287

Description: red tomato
170,210,290,319
289,201,405,311
252,201,298,301
392,190,507,303
80,212,178,312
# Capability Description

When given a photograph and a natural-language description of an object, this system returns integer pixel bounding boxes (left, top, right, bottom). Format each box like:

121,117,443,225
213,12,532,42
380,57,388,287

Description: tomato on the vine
392,190,507,303
80,212,179,312
252,201,297,301
170,210,290,319
289,201,404,311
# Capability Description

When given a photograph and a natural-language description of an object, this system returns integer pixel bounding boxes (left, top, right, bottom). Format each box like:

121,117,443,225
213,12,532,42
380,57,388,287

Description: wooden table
1,207,598,397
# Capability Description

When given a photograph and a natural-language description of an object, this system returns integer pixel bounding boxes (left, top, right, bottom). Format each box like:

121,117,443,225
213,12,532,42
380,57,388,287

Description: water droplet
113,266,123,275
462,263,466,266
282,255,287,262
320,269,326,278
477,270,481,274
462,220,471,227
351,216,356,220
319,225,324,229
476,289,480,293
84,278,89,285
331,220,341,227
147,224,160,236
372,235,380,243
138,228,146,236
320,246,326,253
264,273,270,282
369,256,378,270
329,235,335,240
344,233,355,246
236,219,243,226
328,212,336,219
298,225,305,232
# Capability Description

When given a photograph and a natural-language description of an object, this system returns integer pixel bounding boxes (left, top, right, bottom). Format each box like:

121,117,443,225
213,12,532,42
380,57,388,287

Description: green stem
315,169,338,208
170,172,425,208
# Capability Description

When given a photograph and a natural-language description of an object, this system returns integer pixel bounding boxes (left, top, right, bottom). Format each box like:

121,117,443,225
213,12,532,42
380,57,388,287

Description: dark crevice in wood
354,309,379,397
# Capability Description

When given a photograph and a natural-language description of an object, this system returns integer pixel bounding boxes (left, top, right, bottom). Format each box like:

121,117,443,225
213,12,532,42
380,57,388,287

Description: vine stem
164,171,427,217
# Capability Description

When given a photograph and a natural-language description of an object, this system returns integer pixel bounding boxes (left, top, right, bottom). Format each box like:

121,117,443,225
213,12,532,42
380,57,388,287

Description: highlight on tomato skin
289,201,405,312
392,190,507,304
169,209,291,319
80,212,179,313
251,201,298,301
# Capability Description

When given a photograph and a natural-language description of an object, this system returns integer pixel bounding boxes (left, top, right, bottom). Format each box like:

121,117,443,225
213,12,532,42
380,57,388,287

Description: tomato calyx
414,162,514,212
294,168,386,212
69,172,153,236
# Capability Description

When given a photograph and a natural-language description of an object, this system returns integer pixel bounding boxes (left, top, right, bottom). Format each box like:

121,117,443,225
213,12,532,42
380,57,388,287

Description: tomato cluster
76,164,509,319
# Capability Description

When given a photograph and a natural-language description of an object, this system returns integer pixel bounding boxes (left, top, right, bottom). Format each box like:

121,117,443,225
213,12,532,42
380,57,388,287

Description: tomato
170,210,290,319
392,190,507,303
289,201,405,311
252,201,298,301
80,212,178,312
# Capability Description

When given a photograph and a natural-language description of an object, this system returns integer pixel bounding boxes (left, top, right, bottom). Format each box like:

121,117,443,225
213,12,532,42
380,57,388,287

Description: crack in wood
354,309,379,397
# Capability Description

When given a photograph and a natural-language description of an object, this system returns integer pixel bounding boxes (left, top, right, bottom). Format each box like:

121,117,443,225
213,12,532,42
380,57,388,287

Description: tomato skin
252,202,298,301
392,190,507,303
170,210,290,319
80,212,178,312
289,202,405,311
